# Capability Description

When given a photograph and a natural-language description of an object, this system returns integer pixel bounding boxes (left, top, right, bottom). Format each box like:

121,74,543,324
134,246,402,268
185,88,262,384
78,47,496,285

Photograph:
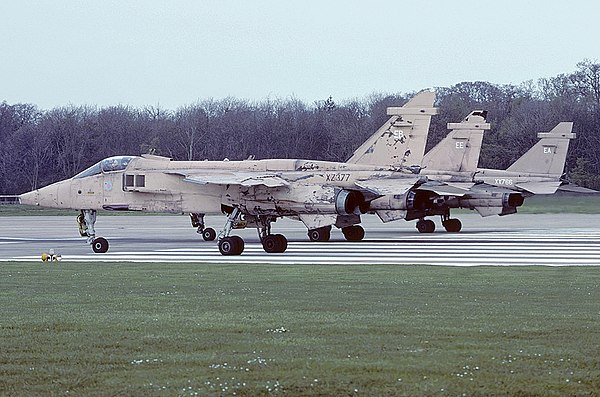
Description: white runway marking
4,231,600,266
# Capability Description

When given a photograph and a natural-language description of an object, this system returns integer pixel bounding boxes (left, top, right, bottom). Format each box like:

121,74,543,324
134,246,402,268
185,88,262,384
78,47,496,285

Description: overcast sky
1,1,599,109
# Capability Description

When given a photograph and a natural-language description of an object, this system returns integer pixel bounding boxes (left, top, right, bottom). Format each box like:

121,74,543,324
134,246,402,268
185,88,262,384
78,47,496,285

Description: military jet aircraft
370,118,579,232
19,91,438,255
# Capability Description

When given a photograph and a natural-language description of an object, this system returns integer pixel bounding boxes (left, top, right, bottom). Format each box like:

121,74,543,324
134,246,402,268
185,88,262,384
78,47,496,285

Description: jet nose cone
19,190,40,206
18,181,66,208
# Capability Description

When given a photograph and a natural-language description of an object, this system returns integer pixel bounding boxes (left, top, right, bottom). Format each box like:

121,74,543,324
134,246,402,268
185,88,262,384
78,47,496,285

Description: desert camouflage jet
370,116,580,233
19,91,438,255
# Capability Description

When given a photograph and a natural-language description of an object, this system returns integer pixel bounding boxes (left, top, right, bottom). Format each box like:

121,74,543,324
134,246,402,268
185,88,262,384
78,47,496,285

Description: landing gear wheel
219,236,244,255
262,235,278,253
263,234,287,253
274,234,288,252
230,236,244,253
416,219,435,233
308,226,331,242
342,225,365,241
202,227,217,241
442,218,462,233
91,237,109,253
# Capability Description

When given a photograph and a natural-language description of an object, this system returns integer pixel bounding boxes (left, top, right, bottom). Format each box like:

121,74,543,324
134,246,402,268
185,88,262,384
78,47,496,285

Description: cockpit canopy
73,156,136,179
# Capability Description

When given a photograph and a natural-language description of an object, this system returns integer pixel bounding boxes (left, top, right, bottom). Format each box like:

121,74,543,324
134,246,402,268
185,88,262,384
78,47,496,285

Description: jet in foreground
19,92,585,256
20,92,438,255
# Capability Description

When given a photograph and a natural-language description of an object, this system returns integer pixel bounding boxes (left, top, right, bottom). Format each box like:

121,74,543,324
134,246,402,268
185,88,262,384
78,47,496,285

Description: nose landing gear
78,209,109,253
190,213,216,241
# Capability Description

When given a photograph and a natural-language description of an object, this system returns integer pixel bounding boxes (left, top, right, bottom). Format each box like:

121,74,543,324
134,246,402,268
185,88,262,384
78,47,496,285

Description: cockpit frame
73,156,136,179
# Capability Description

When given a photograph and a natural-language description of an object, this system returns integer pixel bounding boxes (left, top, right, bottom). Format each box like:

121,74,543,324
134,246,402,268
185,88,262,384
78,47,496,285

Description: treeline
1,60,599,195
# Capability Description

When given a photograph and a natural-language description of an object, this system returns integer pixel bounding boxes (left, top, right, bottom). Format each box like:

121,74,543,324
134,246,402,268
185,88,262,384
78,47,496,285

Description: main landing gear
77,209,109,253
307,225,331,241
190,213,216,241
341,225,365,241
217,209,288,256
307,224,365,242
416,213,462,233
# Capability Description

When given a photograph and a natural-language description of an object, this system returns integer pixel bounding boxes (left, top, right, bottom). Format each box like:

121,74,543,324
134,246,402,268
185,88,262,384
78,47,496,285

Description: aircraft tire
342,225,365,241
219,236,243,255
91,237,109,253
262,235,280,253
202,227,217,241
443,218,462,233
308,226,331,242
231,235,245,254
274,234,288,253
416,219,435,233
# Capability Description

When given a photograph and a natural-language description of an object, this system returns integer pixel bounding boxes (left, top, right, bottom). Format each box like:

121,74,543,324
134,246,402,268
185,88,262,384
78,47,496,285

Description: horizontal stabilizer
474,206,504,217
376,210,407,223
558,183,599,194
515,181,562,195
474,206,517,217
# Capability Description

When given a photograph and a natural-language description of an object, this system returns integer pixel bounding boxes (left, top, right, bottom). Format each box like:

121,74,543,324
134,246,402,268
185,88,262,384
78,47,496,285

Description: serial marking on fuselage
494,178,513,185
325,173,351,182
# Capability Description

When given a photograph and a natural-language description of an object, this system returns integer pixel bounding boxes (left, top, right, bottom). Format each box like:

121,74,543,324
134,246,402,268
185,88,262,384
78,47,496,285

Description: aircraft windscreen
100,156,134,173
73,156,135,179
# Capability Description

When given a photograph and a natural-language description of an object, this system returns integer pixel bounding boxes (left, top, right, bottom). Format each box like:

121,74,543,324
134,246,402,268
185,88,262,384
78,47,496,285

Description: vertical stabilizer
506,122,574,176
421,111,490,172
347,91,437,167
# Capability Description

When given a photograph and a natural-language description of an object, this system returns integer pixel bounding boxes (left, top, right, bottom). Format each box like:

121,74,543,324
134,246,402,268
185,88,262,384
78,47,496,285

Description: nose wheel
190,213,217,241
201,227,217,241
91,237,109,253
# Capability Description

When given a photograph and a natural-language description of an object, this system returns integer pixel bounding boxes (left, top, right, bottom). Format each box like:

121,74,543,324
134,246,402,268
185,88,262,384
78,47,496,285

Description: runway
1,213,600,265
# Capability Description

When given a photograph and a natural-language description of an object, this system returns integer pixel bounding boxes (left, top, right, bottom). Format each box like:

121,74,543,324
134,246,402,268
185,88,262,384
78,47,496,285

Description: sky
1,0,599,110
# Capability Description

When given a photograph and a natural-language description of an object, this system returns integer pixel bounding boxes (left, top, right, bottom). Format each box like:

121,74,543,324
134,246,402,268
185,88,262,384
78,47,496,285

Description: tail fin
506,122,574,176
346,90,437,167
421,110,490,172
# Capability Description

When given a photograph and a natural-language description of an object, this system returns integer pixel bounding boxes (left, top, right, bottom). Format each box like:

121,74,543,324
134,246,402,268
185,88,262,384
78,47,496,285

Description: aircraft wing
354,177,420,196
178,172,289,188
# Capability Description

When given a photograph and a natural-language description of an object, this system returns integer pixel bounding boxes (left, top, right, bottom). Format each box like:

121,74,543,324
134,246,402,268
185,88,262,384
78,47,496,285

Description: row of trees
1,60,599,195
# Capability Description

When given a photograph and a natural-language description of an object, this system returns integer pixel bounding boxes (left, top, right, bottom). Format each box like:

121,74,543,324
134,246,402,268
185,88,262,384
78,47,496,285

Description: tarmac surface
1,213,600,265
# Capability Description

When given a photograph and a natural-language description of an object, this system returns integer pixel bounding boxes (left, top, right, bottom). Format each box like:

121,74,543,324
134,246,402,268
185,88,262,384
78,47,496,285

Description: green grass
1,263,599,396
517,193,600,214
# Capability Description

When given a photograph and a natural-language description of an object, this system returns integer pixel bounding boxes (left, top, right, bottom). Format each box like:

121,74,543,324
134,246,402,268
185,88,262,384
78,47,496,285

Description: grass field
1,263,599,396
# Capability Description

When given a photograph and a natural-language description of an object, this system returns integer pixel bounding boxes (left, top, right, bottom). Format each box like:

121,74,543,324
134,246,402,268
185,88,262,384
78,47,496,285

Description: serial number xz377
325,173,350,182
